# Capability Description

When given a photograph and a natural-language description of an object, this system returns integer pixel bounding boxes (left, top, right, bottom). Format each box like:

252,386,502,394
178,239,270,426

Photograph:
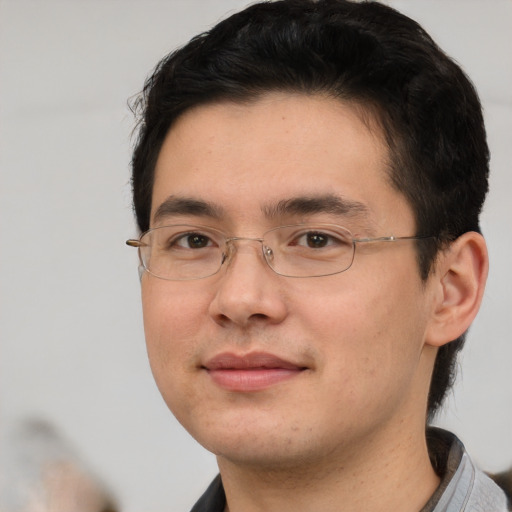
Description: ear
425,232,489,347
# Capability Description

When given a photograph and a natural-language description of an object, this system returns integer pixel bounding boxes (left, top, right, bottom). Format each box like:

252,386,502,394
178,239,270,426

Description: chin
182,413,334,471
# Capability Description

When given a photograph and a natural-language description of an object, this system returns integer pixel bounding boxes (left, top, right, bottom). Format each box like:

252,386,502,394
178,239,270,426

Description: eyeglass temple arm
353,234,433,243
126,239,145,247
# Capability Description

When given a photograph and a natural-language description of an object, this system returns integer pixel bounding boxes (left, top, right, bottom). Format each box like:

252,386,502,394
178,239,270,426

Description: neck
217,424,439,512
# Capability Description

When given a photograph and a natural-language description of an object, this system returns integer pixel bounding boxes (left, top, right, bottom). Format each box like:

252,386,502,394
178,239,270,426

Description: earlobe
425,232,489,348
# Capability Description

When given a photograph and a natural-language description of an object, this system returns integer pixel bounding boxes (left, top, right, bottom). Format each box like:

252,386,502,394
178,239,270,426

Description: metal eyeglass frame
126,223,434,280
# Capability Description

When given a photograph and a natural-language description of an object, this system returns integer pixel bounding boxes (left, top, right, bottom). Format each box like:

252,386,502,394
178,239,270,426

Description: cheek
141,279,214,426
141,278,208,376
296,268,426,387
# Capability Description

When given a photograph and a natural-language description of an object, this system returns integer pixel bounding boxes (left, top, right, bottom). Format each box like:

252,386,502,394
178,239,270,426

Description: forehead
151,93,410,231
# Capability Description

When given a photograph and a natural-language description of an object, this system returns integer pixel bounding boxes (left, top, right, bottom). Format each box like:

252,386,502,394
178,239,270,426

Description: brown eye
289,228,352,250
306,233,328,248
172,232,214,249
186,234,210,248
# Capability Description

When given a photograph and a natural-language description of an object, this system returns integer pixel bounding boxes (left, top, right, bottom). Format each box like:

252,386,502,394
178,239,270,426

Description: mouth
202,352,308,392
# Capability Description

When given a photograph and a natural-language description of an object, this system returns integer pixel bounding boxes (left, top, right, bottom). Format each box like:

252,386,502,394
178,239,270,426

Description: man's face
142,93,437,469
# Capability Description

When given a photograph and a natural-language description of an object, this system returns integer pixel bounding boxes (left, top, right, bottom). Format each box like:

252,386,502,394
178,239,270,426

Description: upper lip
203,352,306,371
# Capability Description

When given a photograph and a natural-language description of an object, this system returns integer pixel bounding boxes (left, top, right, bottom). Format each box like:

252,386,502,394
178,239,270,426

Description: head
130,1,489,424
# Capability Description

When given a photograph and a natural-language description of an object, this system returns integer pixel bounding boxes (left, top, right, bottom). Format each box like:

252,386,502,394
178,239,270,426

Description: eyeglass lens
138,224,356,280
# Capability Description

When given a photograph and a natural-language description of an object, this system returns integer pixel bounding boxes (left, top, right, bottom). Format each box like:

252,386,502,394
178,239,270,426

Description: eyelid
298,229,351,244
172,228,222,243
151,225,224,249
270,224,353,247
173,231,215,247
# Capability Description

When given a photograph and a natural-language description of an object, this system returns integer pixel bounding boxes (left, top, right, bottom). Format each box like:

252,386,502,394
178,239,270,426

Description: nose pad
263,245,274,264
220,241,236,268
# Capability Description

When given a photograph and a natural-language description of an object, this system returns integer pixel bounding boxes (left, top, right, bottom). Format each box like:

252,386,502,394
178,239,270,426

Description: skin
140,93,488,512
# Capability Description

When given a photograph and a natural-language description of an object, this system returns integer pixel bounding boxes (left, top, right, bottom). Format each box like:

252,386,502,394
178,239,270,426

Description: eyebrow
152,196,225,224
262,194,371,221
152,193,372,227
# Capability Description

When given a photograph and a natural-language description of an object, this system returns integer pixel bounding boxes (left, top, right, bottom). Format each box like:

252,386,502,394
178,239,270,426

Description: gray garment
422,428,509,512
432,452,508,511
191,429,509,512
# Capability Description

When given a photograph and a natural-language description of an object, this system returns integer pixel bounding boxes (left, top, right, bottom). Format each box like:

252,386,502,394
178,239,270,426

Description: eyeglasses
126,223,433,280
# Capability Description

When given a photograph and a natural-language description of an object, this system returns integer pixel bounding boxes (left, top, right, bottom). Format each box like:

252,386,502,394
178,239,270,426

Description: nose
208,239,288,328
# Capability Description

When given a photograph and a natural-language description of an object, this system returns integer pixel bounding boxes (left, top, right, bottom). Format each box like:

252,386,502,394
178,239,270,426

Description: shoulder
465,468,510,512
426,428,509,512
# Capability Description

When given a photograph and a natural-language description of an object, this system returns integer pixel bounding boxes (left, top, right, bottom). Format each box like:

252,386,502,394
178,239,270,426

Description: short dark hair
130,0,489,420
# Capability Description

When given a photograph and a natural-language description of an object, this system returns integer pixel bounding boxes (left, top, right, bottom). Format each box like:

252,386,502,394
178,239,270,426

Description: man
126,1,508,510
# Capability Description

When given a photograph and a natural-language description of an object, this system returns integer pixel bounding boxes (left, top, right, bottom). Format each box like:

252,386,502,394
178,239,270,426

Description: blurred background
1,0,511,510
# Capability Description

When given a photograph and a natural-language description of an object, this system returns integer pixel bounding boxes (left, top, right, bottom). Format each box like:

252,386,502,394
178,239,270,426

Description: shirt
190,428,509,512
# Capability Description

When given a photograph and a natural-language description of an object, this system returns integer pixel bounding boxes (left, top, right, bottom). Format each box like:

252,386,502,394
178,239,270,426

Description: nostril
251,313,270,321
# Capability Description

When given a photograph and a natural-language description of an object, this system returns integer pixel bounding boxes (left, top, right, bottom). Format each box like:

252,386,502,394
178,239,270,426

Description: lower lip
206,368,303,392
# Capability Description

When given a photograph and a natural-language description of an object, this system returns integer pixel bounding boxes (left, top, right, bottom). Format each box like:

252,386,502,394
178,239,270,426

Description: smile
202,352,307,392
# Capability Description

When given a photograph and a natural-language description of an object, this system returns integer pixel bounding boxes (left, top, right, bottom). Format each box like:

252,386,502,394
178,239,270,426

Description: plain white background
0,1,510,510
